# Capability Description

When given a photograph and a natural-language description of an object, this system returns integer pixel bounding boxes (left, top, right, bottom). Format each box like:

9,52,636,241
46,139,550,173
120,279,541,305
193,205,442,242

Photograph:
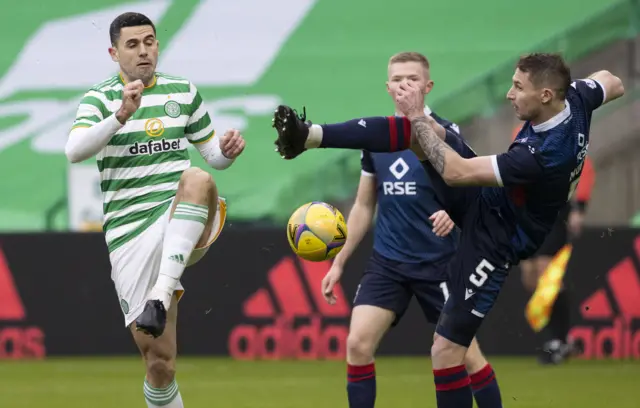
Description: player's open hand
395,80,426,120
116,79,144,124
430,210,455,237
220,129,246,159
321,264,343,305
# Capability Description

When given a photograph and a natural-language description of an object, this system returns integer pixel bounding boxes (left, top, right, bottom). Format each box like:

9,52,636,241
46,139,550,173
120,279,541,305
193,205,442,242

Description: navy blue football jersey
361,110,459,269
482,78,605,261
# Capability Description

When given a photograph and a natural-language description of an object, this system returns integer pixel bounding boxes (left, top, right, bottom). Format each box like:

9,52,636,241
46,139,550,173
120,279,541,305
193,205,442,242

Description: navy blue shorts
353,251,451,326
423,131,511,348
434,212,510,347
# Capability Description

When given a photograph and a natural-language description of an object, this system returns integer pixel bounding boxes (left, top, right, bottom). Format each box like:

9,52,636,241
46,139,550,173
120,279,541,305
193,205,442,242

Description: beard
124,64,155,85
512,103,538,122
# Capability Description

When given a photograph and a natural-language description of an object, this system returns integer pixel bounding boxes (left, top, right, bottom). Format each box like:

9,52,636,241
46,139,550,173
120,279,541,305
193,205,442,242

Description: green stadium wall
0,0,627,231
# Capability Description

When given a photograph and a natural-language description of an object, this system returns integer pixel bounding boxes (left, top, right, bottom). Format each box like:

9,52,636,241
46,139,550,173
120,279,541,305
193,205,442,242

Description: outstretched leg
272,105,480,226
272,105,413,159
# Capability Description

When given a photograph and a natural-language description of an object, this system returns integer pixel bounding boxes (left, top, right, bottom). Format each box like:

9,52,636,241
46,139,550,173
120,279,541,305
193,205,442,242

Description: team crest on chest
164,100,181,118
145,118,165,137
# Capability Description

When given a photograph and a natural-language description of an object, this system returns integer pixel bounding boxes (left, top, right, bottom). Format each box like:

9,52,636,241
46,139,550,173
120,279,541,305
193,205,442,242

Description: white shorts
110,197,227,327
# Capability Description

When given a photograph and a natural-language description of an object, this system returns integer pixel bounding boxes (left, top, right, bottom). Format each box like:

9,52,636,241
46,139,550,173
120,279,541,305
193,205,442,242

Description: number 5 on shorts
470,259,495,287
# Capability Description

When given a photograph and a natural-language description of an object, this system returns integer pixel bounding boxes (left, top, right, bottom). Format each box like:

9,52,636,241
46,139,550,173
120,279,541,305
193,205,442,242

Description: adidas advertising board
228,257,351,360
0,248,45,359
568,235,640,359
1,227,639,360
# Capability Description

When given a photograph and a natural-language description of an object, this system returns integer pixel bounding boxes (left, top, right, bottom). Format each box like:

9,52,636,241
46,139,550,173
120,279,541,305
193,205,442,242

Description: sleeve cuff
491,155,504,187
593,78,607,105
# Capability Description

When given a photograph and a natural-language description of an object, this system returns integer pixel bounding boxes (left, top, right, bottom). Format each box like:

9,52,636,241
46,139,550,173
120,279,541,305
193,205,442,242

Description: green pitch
0,356,637,407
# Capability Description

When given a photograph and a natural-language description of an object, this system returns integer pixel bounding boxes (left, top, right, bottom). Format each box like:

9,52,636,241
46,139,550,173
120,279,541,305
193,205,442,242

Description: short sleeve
71,90,110,130
571,79,606,113
361,150,375,176
492,143,544,187
185,82,215,144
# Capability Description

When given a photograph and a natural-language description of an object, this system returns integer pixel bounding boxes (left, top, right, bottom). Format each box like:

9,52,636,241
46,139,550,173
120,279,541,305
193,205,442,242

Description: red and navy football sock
347,362,376,408
470,364,503,408
433,365,473,408
319,116,412,152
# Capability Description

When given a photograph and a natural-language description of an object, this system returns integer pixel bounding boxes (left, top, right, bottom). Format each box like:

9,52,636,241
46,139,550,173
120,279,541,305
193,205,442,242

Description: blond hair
389,52,430,70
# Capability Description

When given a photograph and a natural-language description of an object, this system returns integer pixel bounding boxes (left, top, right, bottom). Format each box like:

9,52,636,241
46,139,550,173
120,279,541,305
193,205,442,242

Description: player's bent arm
65,115,124,163
408,115,500,187
442,155,501,187
588,70,625,104
332,174,377,268
193,133,235,170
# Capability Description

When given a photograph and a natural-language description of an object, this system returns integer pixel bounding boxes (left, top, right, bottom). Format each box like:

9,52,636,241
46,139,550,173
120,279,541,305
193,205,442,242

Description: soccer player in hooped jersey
273,53,624,408
65,13,245,408
320,52,502,408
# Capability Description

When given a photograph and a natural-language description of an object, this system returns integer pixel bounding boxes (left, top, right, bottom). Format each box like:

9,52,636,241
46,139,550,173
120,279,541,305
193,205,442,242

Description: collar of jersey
118,72,157,89
394,105,432,116
531,100,570,133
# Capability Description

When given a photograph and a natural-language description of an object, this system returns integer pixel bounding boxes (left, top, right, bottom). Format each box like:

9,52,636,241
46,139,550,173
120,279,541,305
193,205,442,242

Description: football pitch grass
0,356,637,407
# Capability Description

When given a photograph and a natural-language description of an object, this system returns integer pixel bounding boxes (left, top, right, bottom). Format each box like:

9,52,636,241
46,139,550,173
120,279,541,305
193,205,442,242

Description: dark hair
516,53,571,99
109,12,156,45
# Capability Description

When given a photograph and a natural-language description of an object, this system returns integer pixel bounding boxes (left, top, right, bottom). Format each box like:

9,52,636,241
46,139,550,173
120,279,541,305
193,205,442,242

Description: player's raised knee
179,167,216,201
180,166,214,187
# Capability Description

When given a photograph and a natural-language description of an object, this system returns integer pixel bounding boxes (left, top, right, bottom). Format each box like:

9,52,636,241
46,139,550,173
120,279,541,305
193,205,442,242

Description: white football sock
150,202,208,310
144,378,184,407
305,124,323,148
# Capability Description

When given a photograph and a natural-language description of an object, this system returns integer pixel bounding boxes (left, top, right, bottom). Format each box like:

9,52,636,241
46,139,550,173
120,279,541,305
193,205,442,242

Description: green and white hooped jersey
71,72,215,253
